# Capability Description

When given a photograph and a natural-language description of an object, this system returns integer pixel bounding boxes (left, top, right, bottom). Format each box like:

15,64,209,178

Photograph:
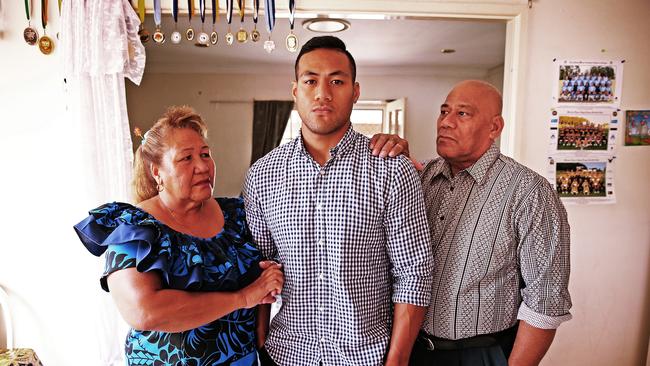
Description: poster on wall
548,108,619,156
546,156,616,204
624,110,650,146
551,59,624,108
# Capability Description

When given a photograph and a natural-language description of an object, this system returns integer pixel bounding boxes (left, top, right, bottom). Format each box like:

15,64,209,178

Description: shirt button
319,273,324,280
450,186,454,192
318,239,324,246
316,203,322,210
320,337,326,343
439,216,444,221
320,169,326,175
319,307,324,312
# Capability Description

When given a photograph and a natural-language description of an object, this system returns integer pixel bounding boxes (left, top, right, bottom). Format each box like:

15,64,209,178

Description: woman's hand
240,261,284,309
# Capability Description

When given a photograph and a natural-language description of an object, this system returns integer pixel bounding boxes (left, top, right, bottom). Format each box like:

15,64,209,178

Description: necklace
159,197,205,235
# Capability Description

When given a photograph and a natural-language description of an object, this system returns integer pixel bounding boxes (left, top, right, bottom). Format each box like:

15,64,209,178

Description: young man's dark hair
294,36,357,82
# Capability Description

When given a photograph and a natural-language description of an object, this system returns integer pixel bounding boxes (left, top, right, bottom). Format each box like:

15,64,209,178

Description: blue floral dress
74,197,262,366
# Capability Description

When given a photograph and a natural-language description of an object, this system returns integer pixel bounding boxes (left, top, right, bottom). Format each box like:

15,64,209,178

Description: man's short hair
294,36,357,82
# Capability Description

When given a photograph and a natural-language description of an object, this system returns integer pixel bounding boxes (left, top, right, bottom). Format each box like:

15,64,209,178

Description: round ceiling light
303,18,351,33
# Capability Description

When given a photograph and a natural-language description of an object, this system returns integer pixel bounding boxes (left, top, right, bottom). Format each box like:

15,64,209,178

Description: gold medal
286,32,298,53
209,0,219,45
171,30,182,44
38,0,55,54
286,0,298,52
251,0,260,42
152,0,165,44
236,28,248,43
24,26,39,45
38,34,54,55
251,25,260,42
153,27,165,44
186,0,196,40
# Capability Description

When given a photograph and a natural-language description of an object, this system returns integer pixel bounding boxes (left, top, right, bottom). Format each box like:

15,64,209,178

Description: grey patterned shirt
243,127,433,366
420,143,572,340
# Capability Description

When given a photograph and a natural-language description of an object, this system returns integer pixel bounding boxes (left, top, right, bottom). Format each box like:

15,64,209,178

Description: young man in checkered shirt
243,36,433,366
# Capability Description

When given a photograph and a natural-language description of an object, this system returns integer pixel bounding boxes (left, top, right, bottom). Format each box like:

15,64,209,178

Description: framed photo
548,108,618,156
624,110,650,146
552,59,624,108
546,157,616,204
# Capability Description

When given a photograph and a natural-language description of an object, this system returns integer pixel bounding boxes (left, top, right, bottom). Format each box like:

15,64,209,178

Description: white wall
520,0,650,365
126,67,490,196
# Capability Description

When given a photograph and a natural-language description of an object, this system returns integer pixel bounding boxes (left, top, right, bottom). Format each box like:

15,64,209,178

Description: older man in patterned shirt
371,80,572,366
243,36,433,366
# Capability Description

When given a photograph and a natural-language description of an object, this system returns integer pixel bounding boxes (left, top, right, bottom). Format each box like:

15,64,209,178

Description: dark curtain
250,100,294,166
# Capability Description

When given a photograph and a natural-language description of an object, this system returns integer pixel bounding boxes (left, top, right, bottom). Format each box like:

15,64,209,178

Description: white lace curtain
61,1,145,364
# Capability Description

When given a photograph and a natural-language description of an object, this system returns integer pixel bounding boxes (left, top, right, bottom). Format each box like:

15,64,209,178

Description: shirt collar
296,123,356,159
429,142,501,185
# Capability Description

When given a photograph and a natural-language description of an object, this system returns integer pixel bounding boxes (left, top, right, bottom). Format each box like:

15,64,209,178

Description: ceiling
141,14,506,73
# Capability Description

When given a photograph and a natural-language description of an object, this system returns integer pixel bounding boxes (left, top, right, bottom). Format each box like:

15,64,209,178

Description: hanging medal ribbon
236,0,248,43
225,0,234,45
23,0,39,45
137,0,149,43
186,0,195,40
285,0,298,52
38,0,54,54
170,0,182,44
56,0,61,39
263,0,275,53
196,0,210,46
250,0,260,42
153,0,165,44
210,0,219,45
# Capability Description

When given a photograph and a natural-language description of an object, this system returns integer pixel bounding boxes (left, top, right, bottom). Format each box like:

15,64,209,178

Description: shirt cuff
392,289,431,307
517,302,572,329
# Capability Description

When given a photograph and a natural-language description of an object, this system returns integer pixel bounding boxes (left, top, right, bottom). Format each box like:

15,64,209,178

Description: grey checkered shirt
420,143,572,340
243,127,433,366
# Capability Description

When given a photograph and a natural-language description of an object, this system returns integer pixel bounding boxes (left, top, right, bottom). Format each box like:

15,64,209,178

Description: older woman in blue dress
75,106,283,365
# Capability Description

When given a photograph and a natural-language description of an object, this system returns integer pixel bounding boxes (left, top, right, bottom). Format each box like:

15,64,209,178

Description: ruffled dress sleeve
74,198,263,293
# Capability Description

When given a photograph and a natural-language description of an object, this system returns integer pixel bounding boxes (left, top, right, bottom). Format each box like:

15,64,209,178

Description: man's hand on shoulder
369,133,423,171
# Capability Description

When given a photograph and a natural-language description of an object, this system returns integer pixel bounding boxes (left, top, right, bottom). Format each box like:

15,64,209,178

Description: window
280,101,386,145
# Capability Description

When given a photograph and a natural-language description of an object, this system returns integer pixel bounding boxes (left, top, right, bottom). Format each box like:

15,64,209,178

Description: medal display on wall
285,0,298,52
263,0,275,53
137,0,149,43
225,0,234,45
152,0,165,44
210,0,219,45
236,0,248,43
195,0,209,47
251,0,260,42
186,0,195,41
38,0,54,55
23,0,39,45
170,0,182,44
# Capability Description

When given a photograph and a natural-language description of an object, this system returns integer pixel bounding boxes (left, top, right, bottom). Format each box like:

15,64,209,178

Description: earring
156,179,164,192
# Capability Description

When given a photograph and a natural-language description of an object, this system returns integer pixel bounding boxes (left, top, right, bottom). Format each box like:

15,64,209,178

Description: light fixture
440,48,456,54
303,18,351,33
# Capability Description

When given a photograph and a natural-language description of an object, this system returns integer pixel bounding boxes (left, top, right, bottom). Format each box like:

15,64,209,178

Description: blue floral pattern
74,197,261,366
